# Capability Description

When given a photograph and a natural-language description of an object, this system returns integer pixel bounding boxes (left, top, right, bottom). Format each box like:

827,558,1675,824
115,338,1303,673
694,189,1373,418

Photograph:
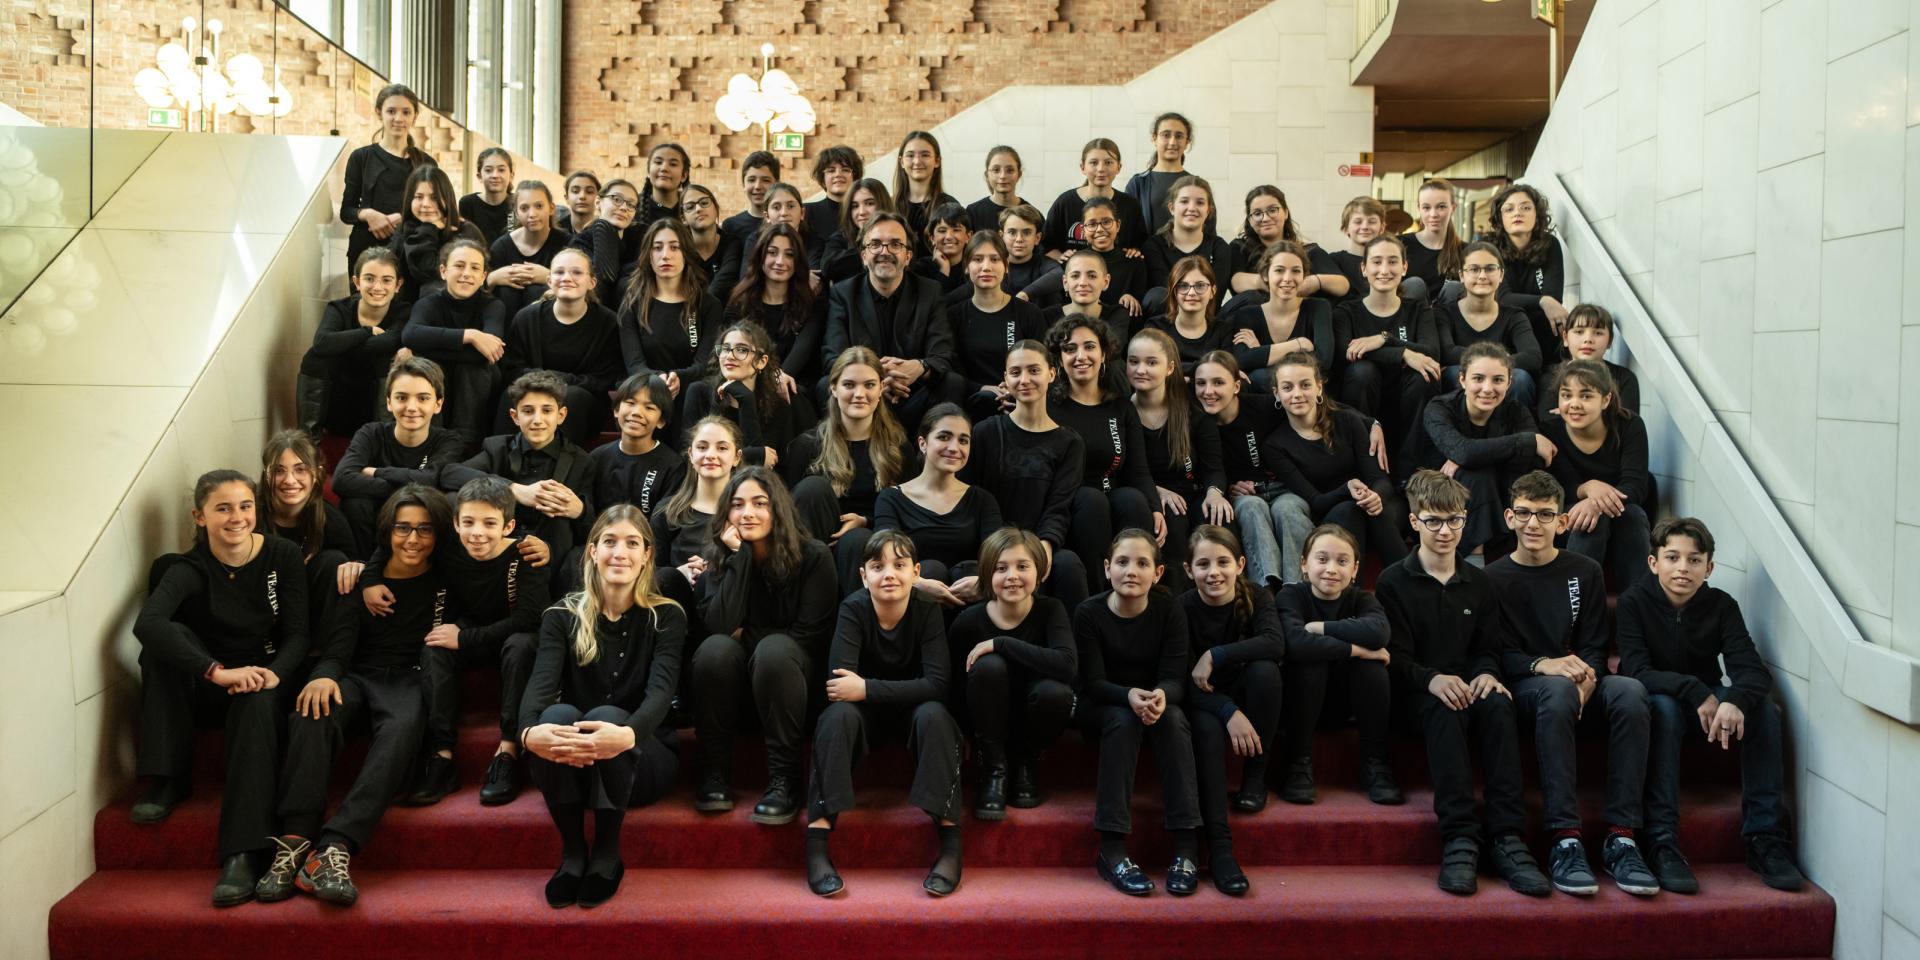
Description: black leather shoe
974,742,1008,821
1007,759,1043,809
1230,783,1267,813
1438,836,1480,895
1490,834,1552,897
1211,850,1250,896
577,862,624,908
545,867,583,908
924,864,960,897
694,767,734,814
130,778,189,824
479,752,520,806
1165,856,1200,897
212,852,258,907
1096,854,1154,896
750,775,797,825
1278,756,1316,805
403,754,457,806
1361,757,1404,805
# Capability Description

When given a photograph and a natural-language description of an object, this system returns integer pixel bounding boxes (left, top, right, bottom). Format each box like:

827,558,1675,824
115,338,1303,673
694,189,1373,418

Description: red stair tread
49,865,1834,960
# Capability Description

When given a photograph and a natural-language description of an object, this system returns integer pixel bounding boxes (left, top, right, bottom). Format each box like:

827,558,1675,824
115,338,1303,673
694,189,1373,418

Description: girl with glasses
681,320,808,468
679,183,744,303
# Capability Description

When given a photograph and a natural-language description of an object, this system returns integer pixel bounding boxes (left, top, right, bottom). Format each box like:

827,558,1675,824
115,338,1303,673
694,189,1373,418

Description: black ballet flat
576,862,624,908
545,867,583,908
924,866,960,897
1096,854,1154,897
809,869,845,898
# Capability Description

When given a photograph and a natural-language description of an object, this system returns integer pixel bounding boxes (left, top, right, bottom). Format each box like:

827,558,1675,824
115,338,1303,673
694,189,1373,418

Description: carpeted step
49,865,1834,960
96,778,1750,872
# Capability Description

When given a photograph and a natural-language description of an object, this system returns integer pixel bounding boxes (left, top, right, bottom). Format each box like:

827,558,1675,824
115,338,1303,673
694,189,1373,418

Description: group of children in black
135,84,1806,912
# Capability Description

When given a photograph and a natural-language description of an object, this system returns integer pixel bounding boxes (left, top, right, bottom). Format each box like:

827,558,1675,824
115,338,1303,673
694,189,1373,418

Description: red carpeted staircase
51,676,1833,960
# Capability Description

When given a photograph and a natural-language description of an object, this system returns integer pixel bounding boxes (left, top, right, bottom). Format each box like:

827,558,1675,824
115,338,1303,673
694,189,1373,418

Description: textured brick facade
562,0,1270,208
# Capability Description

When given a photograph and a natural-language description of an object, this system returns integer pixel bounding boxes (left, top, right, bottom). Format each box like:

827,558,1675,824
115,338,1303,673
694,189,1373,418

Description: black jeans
1647,689,1789,841
278,667,426,852
1340,358,1438,479
137,651,287,858
1512,674,1649,831
1190,660,1282,837
525,703,678,810
1400,688,1526,842
1284,657,1392,762
808,700,963,823
1081,702,1202,835
689,631,816,780
420,630,537,750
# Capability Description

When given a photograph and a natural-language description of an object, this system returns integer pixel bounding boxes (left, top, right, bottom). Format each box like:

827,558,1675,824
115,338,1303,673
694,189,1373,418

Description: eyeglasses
1462,264,1502,276
864,239,910,253
1083,218,1117,230
717,343,760,359
603,195,637,211
392,523,435,540
681,197,715,212
1175,281,1212,294
1415,515,1467,532
1510,508,1560,526
1249,206,1283,220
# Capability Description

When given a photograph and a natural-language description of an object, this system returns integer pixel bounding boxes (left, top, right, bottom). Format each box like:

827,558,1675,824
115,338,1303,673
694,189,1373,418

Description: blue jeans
1234,490,1313,588
1646,689,1789,842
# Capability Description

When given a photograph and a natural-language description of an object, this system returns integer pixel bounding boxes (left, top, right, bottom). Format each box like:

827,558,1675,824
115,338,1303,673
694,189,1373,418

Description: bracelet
204,661,225,680
1528,657,1545,676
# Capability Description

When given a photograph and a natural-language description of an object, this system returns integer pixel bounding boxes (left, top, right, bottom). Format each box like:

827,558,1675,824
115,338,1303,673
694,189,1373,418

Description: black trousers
441,362,501,449
340,495,382,559
1340,359,1438,479
1068,486,1154,581
302,549,351,637
808,700,963,823
1283,657,1392,762
514,507,576,594
137,651,286,858
278,667,426,852
1512,674,1649,831
792,475,875,595
963,652,1074,755
1399,689,1526,842
1321,482,1411,567
421,631,537,750
1081,703,1203,835
525,703,679,810
1190,660,1282,834
690,632,816,779
1455,462,1533,556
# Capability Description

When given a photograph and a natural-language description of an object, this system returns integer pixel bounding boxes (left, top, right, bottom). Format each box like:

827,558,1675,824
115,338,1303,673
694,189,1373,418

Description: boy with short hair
589,372,684,516
331,357,468,554
1486,470,1657,897
723,151,781,248
439,370,595,587
1617,517,1805,893
1375,468,1548,897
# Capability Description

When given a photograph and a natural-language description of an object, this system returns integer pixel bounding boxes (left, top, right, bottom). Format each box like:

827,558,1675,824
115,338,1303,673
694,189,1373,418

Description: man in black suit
821,212,960,424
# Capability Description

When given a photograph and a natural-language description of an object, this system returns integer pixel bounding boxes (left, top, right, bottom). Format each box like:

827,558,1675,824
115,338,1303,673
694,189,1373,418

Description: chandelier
714,43,816,148
134,17,293,131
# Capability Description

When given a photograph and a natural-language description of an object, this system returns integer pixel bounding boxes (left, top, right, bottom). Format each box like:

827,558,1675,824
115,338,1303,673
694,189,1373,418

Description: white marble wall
0,132,344,960
1528,2,1920,957
861,0,1374,250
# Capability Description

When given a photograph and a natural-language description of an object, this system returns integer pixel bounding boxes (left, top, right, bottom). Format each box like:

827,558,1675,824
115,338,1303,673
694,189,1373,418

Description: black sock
1098,830,1129,864
1172,827,1199,863
588,809,624,874
931,821,962,885
805,825,838,888
546,798,586,875
1205,820,1233,854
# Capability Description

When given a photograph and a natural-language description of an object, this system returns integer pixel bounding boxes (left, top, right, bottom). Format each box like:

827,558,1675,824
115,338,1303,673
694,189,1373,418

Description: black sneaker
694,767,734,813
129,777,190,824
1746,835,1806,891
1278,756,1316,805
403,754,457,806
1644,839,1699,894
478,752,520,806
1602,834,1660,897
1548,837,1598,896
254,836,310,903
295,844,358,907
1489,834,1552,897
1361,758,1404,805
750,775,797,825
1437,836,1479,895
212,852,259,907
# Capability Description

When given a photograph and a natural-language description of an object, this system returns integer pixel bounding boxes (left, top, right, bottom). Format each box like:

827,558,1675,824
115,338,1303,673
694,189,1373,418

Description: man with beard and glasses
821,212,961,425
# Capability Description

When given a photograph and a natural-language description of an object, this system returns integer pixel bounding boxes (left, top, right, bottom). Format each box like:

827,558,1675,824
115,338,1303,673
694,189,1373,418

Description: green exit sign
773,132,805,152
1532,0,1557,25
147,107,182,129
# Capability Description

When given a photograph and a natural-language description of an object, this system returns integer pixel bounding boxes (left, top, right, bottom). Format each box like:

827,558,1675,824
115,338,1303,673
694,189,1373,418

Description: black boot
695,766,734,813
751,774,798,825
973,739,1008,821
212,852,259,907
403,752,457,806
130,777,190,824
1232,756,1270,812
1007,754,1043,809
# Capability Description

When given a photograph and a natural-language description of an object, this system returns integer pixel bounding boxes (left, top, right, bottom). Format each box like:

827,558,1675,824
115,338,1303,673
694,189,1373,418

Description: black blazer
821,273,957,377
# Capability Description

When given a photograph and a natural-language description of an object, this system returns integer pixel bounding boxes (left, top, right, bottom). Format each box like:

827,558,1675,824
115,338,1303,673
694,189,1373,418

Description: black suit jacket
821,272,957,378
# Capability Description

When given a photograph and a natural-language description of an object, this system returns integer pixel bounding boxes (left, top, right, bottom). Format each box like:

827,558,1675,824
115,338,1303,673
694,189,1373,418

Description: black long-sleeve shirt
1436,300,1543,374
1004,255,1063,305
388,220,486,299
1074,592,1188,706
965,196,1020,233
459,193,512,244
589,440,682,515
313,564,448,680
502,300,625,393
696,233,745,303
1178,586,1284,723
269,500,360,563
1140,410,1226,500
359,540,551,651
1485,551,1608,679
829,592,950,706
1261,406,1386,516
1402,235,1453,301
401,288,509,367
681,380,807,467
872,485,1004,571
440,432,597,540
1213,396,1288,485
1419,391,1538,471
948,597,1076,684
1049,394,1158,505
1337,297,1442,368
726,297,828,387
1490,235,1565,319
699,538,838,656
1144,234,1240,303
340,144,426,253
1274,582,1389,661
1539,415,1652,509
568,219,635,293
1043,188,1149,253
618,293,725,384
650,505,713,569
135,538,310,679
1221,295,1343,375
805,197,843,247
1615,576,1771,715
781,431,918,522
300,296,408,380
1147,316,1235,374
518,603,686,740
953,296,1046,390
331,422,468,503
486,230,571,319
960,414,1083,549
1375,553,1511,691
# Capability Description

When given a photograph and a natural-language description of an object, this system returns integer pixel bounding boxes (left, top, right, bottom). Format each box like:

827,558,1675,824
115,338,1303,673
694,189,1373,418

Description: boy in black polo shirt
1617,516,1805,893
1486,470,1657,897
331,357,469,554
439,370,595,590
1375,469,1547,897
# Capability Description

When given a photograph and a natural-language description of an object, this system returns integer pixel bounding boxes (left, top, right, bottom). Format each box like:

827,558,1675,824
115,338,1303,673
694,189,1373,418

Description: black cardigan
518,603,687,740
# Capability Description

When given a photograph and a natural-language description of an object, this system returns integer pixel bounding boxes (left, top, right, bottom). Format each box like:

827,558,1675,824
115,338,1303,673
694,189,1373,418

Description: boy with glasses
1486,471,1657,897
1376,468,1548,896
